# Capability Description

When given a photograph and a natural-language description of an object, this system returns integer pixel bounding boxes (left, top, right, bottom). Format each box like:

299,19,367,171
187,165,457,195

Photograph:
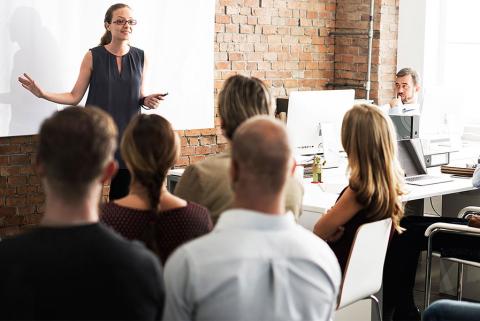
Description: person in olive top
101,114,213,264
174,74,304,223
18,3,166,200
0,107,164,320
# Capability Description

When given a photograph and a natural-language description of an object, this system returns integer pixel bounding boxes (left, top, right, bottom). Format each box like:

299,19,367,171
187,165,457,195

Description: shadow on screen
0,6,61,136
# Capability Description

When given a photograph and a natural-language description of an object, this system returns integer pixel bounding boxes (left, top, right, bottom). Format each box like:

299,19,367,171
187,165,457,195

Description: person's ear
289,158,296,177
415,84,421,94
101,160,118,184
105,22,110,32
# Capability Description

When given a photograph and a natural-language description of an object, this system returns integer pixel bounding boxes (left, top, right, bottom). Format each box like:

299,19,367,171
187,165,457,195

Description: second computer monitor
286,89,355,156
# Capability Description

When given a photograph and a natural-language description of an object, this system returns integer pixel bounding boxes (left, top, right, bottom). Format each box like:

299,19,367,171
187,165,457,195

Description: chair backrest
337,218,392,309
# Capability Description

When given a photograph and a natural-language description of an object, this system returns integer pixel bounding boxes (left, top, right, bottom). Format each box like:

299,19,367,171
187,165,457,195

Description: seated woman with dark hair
101,114,213,264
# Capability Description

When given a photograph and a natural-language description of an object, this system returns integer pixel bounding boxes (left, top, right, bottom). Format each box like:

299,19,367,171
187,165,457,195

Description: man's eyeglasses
111,19,137,26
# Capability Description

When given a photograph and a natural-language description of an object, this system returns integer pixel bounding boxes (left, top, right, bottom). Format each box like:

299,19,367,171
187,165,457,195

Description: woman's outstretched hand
18,73,44,98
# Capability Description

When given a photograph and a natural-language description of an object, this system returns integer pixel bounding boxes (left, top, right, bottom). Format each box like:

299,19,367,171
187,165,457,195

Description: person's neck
41,191,100,227
233,192,285,215
127,182,151,205
105,40,129,56
117,183,183,211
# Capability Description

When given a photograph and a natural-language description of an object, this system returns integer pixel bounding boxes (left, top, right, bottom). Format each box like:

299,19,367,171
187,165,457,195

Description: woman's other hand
143,93,167,109
18,73,44,98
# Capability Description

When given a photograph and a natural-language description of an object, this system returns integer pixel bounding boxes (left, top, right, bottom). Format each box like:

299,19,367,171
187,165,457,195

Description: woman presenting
18,3,165,200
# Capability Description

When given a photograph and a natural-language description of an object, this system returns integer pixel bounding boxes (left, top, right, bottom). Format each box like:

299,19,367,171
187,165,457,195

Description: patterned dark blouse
101,202,213,264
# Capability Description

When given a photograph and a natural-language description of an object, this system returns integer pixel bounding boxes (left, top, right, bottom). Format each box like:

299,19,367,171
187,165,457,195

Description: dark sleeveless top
86,46,144,168
329,187,372,274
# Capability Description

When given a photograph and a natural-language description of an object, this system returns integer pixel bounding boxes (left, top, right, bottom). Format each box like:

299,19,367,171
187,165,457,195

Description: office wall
0,0,399,237
334,0,399,103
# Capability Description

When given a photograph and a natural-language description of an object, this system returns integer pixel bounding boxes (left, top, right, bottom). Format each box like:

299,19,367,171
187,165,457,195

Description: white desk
303,167,476,211
168,164,477,230
299,165,477,230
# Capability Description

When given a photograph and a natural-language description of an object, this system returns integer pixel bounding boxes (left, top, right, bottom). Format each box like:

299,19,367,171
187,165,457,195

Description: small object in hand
468,215,480,228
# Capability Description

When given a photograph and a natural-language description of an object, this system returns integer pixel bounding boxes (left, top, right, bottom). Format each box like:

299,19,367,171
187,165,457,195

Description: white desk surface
169,163,476,215
301,165,476,214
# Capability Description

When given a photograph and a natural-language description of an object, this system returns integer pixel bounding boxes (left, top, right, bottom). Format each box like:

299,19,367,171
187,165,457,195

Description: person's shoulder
196,153,230,172
166,231,213,264
129,46,142,51
99,225,161,268
0,229,39,260
290,225,341,278
185,201,210,214
89,46,104,53
183,201,213,224
291,224,339,258
100,201,134,218
285,175,304,194
182,154,228,179
129,46,144,57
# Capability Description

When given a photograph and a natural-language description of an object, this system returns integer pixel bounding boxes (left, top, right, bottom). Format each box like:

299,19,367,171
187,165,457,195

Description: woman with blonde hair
101,114,212,264
313,103,405,272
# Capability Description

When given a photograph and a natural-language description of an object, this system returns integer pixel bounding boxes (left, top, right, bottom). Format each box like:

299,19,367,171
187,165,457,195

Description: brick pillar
333,0,399,104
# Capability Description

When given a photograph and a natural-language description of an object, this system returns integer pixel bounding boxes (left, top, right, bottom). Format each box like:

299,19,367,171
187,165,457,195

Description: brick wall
0,136,44,236
0,0,399,237
332,0,399,102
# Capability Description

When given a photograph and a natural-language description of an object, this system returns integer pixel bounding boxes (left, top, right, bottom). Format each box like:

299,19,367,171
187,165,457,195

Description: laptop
397,139,453,186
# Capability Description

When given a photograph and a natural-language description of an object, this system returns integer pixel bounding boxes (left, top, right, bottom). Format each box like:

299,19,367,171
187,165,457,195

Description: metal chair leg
370,294,382,321
457,263,464,301
424,235,434,308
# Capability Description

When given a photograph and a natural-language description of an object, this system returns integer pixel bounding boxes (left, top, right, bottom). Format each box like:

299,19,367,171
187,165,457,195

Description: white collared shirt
379,103,421,116
162,209,341,321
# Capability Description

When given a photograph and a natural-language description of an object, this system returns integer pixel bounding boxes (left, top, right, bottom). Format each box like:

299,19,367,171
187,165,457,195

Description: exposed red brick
0,0,399,237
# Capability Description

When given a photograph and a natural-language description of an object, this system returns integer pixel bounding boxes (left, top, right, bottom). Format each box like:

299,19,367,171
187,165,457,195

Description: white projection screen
0,0,215,137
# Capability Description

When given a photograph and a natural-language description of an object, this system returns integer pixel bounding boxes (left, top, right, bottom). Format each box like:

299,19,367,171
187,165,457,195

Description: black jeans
382,216,479,320
109,168,131,201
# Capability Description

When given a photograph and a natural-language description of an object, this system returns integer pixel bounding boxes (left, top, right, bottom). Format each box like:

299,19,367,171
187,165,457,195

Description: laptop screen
397,139,427,177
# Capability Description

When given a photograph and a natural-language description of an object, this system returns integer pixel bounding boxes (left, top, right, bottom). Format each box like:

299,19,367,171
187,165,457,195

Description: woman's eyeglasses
111,19,137,26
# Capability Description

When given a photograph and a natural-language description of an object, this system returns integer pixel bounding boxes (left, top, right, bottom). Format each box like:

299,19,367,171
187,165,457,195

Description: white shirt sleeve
472,166,480,188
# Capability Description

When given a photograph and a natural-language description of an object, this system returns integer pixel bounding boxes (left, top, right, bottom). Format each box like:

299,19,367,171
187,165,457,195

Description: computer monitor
286,89,355,156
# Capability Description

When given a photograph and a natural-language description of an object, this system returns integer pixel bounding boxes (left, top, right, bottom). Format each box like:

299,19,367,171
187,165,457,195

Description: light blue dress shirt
472,166,480,188
162,209,341,321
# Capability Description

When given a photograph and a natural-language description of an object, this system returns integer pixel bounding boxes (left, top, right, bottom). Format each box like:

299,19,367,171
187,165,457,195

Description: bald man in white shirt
162,116,341,321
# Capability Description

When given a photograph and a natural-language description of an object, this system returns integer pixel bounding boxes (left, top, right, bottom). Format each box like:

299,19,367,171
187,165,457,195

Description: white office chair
337,218,392,321
424,206,480,308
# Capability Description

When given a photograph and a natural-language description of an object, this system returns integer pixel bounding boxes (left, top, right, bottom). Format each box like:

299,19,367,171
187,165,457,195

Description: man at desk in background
382,67,421,115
